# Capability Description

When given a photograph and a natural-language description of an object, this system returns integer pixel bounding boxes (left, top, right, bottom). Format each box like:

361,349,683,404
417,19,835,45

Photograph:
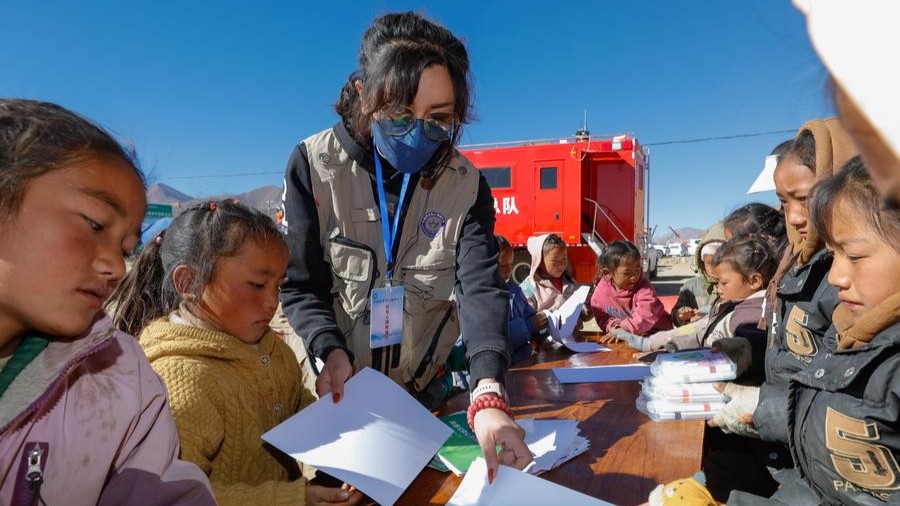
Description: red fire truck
460,130,657,284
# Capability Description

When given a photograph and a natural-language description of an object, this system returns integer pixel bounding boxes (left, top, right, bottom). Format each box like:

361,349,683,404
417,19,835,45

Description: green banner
146,203,173,219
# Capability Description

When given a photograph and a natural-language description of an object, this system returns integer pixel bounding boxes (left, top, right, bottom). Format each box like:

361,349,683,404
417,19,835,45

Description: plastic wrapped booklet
649,349,736,383
641,376,729,404
636,394,727,421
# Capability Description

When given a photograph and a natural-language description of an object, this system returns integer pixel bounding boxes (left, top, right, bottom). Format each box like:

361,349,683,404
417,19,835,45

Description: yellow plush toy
648,472,722,506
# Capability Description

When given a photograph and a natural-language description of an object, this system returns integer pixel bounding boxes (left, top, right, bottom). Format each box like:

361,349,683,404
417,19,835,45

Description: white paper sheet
747,154,778,194
447,458,615,506
261,367,452,506
560,339,610,353
545,285,590,342
553,363,652,384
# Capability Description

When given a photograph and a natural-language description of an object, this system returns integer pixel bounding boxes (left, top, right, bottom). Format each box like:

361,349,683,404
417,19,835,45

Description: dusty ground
651,256,697,297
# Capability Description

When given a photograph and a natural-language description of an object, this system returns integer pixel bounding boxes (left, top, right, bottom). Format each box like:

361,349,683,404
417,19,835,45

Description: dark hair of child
810,156,900,253
334,11,472,171
769,139,793,159
495,234,512,253
0,98,142,219
781,128,816,171
723,203,788,258
598,240,642,273
107,199,286,337
542,233,566,254
711,237,779,285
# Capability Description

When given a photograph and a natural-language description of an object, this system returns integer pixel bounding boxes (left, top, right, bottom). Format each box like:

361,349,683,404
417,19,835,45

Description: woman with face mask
279,11,531,480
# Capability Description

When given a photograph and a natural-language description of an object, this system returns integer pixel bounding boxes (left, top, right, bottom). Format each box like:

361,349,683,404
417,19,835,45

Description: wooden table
395,339,705,506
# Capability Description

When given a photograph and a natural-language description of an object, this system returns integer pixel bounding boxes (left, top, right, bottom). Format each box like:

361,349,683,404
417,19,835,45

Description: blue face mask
372,120,442,174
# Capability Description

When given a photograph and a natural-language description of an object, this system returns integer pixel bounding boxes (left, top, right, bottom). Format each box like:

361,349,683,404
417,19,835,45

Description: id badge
369,285,404,349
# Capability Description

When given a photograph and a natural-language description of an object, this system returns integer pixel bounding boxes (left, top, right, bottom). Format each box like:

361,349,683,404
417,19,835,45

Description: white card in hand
544,285,590,342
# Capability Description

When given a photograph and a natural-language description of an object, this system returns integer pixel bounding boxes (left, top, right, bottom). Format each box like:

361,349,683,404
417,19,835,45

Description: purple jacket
0,317,214,506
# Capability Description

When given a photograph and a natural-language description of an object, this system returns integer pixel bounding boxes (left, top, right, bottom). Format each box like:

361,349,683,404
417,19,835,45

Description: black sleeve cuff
467,350,508,388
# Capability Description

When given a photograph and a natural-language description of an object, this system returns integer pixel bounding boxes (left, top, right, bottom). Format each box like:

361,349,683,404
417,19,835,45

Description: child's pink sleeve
589,282,614,332
619,279,672,335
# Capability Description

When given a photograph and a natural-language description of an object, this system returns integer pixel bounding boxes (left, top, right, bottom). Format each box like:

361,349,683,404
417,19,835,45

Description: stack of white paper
544,286,610,353
517,418,590,475
447,458,614,506
261,367,452,506
637,349,736,422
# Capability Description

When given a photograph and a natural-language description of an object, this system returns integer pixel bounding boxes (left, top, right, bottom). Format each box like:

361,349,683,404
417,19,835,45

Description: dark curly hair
334,12,473,172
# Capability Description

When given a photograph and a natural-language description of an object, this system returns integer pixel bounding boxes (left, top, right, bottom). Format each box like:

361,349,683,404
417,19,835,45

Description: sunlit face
836,87,900,207
541,245,568,279
608,257,643,292
0,157,145,345
826,198,900,317
499,248,514,282
714,261,762,301
195,239,289,345
367,64,456,130
774,155,817,240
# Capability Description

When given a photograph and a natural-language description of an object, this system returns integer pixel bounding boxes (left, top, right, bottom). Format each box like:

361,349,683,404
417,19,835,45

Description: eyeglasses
375,104,457,141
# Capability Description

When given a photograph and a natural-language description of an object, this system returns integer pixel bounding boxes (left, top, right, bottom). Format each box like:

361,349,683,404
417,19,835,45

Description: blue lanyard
373,147,411,280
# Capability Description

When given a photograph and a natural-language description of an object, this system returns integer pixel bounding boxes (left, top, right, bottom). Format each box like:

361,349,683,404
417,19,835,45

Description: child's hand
676,307,698,322
306,482,363,506
707,383,760,438
530,312,548,331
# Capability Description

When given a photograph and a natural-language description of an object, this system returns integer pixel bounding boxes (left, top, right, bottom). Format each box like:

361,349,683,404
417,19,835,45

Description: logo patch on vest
421,211,446,238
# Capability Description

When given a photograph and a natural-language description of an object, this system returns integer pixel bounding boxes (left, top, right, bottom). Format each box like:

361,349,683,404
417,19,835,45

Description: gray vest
304,129,479,392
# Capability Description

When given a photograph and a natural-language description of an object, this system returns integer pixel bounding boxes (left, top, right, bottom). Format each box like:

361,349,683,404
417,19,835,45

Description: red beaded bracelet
467,394,514,431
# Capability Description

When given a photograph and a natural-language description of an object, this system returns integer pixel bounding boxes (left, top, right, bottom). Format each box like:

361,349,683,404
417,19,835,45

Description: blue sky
2,0,831,230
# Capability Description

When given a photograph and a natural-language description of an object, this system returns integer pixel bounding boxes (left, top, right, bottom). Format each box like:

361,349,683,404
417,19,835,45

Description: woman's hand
306,482,363,506
316,348,353,402
473,408,532,483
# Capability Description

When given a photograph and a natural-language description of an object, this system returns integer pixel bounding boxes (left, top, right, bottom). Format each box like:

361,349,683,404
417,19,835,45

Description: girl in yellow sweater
109,199,361,506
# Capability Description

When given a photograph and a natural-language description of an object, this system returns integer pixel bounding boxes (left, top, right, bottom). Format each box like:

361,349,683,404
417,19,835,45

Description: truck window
539,166,558,189
481,167,511,189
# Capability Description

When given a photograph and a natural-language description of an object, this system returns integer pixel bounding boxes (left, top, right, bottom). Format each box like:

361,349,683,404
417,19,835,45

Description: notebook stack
636,349,736,421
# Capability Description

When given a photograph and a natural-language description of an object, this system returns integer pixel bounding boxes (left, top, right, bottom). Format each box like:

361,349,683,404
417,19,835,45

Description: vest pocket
327,237,376,318
399,250,456,303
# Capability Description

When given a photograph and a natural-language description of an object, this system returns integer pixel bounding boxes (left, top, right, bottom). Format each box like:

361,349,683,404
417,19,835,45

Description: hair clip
209,202,217,212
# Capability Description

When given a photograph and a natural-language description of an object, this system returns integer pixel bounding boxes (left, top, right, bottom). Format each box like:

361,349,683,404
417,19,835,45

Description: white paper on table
447,458,615,506
560,338,610,353
514,419,589,475
544,285,590,342
553,363,652,384
261,367,452,506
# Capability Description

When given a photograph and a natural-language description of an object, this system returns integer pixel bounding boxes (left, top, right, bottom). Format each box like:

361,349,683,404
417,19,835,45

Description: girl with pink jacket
590,241,672,335
0,100,214,506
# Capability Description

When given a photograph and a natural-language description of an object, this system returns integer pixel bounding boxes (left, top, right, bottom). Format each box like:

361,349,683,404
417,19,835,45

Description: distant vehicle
643,245,660,278
652,244,668,256
667,242,686,257
686,238,702,258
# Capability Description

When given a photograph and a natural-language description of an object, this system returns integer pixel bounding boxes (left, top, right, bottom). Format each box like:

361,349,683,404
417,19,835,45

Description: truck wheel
512,249,531,284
